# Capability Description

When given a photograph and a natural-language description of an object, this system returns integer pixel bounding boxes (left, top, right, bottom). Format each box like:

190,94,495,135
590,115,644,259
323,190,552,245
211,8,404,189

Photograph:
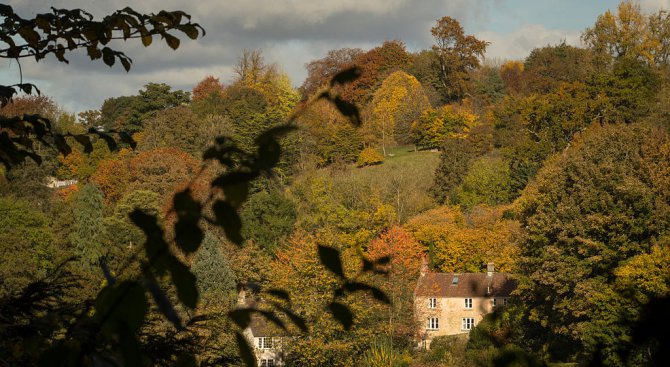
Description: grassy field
326,145,441,223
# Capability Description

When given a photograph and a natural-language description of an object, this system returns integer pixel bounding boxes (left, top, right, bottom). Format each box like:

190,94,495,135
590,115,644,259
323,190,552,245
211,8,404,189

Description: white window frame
428,298,437,309
258,337,274,349
427,317,439,330
462,317,475,331
260,359,275,367
464,298,473,309
492,297,497,307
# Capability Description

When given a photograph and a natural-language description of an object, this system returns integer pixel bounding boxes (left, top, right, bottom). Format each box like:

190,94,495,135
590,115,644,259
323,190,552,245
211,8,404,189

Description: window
428,298,437,309
261,359,275,367
452,276,459,285
462,318,475,330
258,337,273,349
502,298,508,306
492,298,497,307
427,317,439,330
464,298,472,309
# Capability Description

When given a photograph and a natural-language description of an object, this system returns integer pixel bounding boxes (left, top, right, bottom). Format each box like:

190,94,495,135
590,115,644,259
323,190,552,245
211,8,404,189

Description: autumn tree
340,40,412,105
431,16,489,102
367,227,423,339
412,105,475,150
523,43,594,94
300,48,364,99
365,70,431,153
192,75,224,102
515,122,670,364
406,205,520,273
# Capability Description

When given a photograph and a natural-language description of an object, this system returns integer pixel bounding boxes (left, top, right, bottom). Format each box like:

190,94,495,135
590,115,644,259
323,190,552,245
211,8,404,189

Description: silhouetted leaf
343,282,390,304
175,354,197,367
223,181,249,209
168,258,198,309
236,332,257,367
229,308,252,329
273,303,308,332
211,172,258,189
173,190,203,253
258,309,287,331
96,281,148,335
129,209,169,274
212,200,243,245
164,34,180,50
328,302,353,330
333,97,361,126
375,256,391,265
257,138,281,169
330,67,361,87
73,135,93,153
102,47,115,67
118,131,136,148
254,124,297,144
144,274,182,330
318,245,345,279
266,289,290,302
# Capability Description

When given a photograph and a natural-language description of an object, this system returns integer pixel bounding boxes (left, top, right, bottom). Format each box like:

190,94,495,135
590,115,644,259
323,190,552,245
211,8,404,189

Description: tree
515,122,670,364
240,189,297,255
70,183,106,270
301,48,364,99
430,136,476,204
582,1,654,67
454,153,515,209
523,43,594,94
192,233,236,306
430,16,489,101
406,205,520,273
412,105,476,150
191,75,224,102
365,70,431,152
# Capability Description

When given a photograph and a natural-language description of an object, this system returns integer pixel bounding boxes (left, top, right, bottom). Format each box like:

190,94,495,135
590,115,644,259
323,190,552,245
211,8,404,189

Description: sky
1,0,669,113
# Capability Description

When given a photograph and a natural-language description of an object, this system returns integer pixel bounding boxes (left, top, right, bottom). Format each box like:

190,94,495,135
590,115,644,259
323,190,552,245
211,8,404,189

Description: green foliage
516,122,670,364
420,335,469,366
430,137,476,204
0,196,55,297
361,337,411,367
241,189,297,254
356,147,384,167
70,183,106,270
524,42,595,94
454,153,514,209
192,233,236,306
101,83,191,134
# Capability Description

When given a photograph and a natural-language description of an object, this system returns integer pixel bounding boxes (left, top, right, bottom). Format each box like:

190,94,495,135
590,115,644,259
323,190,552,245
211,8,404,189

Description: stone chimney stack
420,254,429,277
487,262,495,277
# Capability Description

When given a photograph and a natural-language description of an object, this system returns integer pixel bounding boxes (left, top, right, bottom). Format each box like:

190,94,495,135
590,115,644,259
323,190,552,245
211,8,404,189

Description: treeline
1,1,670,366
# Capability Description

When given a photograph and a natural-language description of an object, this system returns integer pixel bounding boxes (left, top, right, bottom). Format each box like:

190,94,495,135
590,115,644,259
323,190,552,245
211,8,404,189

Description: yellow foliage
405,205,520,273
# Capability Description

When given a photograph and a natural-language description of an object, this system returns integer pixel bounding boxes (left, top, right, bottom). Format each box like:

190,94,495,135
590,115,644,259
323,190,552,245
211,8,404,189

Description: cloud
477,24,581,63
0,0,508,112
639,0,670,12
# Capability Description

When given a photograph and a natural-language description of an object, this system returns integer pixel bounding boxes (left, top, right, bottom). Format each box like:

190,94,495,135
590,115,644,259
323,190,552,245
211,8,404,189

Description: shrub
357,147,384,167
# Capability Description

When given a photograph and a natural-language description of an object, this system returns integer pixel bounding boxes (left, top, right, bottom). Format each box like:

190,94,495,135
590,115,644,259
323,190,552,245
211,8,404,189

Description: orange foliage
192,75,224,101
90,158,131,205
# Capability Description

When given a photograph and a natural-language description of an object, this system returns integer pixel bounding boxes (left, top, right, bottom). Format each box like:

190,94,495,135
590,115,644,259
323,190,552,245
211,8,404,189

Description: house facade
414,263,516,349
245,316,286,367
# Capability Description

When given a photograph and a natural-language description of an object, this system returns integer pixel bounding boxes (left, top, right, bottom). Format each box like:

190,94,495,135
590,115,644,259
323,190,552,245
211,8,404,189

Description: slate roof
414,272,516,298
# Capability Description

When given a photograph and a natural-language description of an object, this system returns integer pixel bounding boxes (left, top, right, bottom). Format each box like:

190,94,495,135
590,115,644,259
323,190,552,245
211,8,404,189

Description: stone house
244,314,286,367
414,263,516,349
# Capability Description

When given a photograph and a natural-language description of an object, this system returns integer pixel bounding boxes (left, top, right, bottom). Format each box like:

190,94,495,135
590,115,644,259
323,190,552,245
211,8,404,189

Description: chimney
420,254,429,277
487,262,495,277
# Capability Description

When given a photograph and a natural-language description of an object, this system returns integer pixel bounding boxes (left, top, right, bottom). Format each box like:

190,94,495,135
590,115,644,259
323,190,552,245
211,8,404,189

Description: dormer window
452,276,459,285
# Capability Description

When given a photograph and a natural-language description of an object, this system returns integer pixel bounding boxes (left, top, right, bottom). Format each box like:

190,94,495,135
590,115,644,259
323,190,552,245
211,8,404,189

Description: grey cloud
3,0,495,112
